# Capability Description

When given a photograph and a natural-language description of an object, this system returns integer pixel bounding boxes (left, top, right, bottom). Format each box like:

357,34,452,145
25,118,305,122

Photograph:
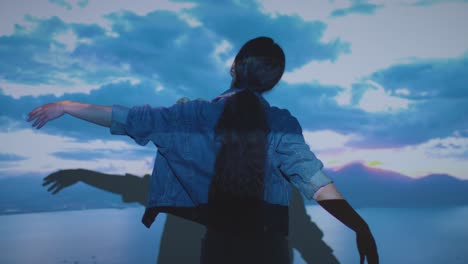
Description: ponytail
207,36,284,233
207,88,269,232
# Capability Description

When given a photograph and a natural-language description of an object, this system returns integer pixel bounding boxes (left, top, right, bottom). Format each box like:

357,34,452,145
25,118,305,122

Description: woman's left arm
28,100,112,129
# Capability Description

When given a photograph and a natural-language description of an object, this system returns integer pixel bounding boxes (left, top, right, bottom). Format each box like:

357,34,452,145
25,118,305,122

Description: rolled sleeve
109,104,169,147
110,104,130,136
275,118,333,200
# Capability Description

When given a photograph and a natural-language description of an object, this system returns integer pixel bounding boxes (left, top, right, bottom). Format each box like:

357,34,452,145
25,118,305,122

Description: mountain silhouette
1,162,468,214
317,162,468,207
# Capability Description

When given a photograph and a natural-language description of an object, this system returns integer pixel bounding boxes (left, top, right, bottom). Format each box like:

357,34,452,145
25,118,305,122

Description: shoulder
267,106,302,134
172,97,222,123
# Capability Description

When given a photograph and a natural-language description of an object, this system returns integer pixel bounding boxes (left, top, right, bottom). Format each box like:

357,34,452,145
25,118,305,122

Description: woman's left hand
356,229,379,264
27,101,67,129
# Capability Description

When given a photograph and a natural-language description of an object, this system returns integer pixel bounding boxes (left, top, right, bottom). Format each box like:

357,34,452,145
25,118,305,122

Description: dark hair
207,37,285,232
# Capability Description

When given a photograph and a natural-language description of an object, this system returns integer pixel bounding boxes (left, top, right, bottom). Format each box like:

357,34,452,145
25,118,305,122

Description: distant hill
316,162,468,207
1,163,468,215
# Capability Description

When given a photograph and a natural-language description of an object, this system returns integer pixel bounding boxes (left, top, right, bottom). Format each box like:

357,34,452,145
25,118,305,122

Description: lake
1,206,467,264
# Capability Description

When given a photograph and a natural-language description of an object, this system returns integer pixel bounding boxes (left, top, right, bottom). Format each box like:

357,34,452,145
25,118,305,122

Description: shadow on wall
43,169,340,264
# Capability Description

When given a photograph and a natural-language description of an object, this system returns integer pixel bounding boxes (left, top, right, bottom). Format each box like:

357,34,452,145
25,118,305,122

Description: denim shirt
110,87,333,228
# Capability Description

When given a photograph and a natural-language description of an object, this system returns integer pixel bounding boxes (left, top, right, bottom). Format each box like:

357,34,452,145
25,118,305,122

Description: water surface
1,206,467,264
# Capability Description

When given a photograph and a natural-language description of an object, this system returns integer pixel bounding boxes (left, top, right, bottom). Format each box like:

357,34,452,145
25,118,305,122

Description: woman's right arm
28,100,112,129
315,183,379,264
28,99,191,149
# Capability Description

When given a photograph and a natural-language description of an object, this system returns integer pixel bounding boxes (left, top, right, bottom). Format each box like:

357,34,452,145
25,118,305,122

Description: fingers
368,253,379,264
27,108,43,122
31,114,45,127
362,243,379,264
29,105,43,117
36,116,49,129
47,182,60,192
43,175,58,186
42,171,62,186
51,184,65,195
27,104,54,128
46,181,65,194
43,175,67,194
28,104,50,119
27,107,46,127
32,114,49,129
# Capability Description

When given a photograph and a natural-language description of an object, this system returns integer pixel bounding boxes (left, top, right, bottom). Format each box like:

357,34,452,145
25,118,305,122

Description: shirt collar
212,87,270,107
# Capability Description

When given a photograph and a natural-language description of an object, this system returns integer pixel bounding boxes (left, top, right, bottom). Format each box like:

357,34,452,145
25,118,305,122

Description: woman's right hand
27,100,68,129
356,229,379,264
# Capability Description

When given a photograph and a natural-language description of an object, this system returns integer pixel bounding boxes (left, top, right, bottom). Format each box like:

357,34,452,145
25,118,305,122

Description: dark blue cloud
354,98,468,148
349,82,370,105
0,16,120,88
70,0,350,98
176,0,351,70
265,82,371,134
0,16,68,84
343,55,468,147
0,153,28,162
369,55,468,99
49,0,72,10
77,0,89,8
262,55,468,148
330,1,383,18
75,9,227,99
412,0,468,6
71,23,106,38
1,0,349,100
0,10,226,99
48,0,88,10
265,81,453,149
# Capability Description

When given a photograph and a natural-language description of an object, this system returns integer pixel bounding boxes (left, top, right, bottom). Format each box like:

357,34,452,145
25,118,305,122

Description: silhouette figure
43,169,340,264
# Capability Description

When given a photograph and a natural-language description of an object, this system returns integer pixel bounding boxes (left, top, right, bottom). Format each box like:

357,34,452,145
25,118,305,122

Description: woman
28,36,378,264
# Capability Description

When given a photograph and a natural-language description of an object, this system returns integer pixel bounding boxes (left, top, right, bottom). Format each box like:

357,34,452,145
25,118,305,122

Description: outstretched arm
29,100,179,148
315,183,379,264
28,100,112,129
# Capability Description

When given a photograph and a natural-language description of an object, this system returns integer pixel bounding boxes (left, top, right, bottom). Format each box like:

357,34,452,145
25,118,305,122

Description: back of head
208,37,285,233
231,36,286,93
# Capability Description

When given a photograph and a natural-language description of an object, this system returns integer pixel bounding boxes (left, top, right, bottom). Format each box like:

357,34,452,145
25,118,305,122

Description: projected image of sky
1,0,467,179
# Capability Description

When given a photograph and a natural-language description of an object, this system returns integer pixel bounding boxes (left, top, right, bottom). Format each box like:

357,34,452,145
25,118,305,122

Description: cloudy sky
1,0,467,179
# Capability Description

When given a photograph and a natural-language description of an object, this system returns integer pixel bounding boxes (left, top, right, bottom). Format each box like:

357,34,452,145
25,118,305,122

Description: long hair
207,37,285,232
